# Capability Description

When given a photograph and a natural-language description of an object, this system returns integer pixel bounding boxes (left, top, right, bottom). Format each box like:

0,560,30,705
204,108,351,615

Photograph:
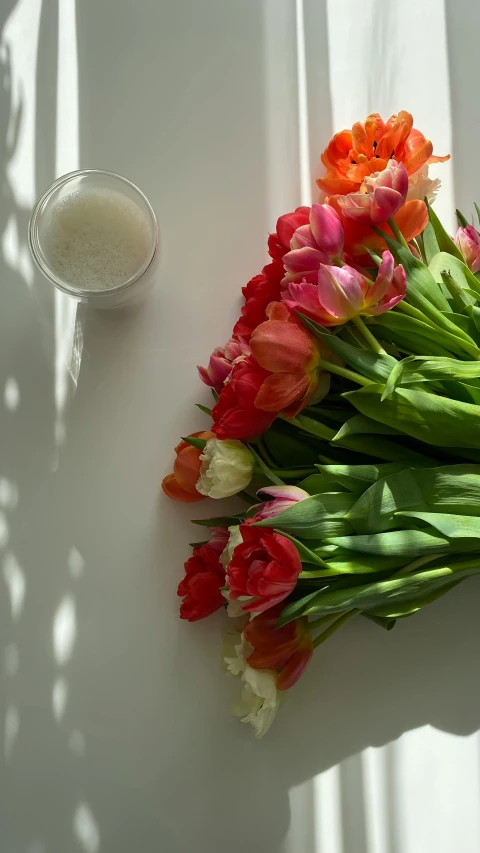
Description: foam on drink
41,187,153,292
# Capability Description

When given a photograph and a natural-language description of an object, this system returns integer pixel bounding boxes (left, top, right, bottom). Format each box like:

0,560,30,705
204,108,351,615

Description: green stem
396,301,434,325
257,437,276,469
393,553,444,578
396,302,480,360
352,315,387,354
387,217,410,250
319,358,372,387
271,467,316,478
312,609,357,648
307,613,338,630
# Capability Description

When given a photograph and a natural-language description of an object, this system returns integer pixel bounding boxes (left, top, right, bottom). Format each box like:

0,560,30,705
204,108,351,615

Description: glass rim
28,168,158,299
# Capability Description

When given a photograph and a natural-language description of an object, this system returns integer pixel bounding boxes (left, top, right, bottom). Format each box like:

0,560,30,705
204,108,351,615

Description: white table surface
2,1,480,851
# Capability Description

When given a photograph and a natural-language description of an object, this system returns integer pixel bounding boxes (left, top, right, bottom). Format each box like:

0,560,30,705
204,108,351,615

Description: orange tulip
162,431,214,502
327,194,428,259
317,111,449,197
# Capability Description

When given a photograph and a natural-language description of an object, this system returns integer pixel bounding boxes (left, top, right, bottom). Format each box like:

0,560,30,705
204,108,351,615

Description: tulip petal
162,473,207,502
309,204,344,257
371,186,403,223
283,281,336,325
363,250,394,306
290,224,317,250
337,192,373,224
257,485,309,501
277,646,313,690
255,372,310,412
317,264,365,319
393,199,428,242
283,246,327,274
250,319,316,373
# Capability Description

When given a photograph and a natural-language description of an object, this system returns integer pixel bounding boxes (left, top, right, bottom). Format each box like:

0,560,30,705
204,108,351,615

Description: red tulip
162,431,213,502
267,206,311,261
178,528,229,621
244,604,313,689
233,260,284,341
227,523,302,613
211,358,276,440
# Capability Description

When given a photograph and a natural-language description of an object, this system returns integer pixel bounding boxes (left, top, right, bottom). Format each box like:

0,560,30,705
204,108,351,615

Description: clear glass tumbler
28,169,159,308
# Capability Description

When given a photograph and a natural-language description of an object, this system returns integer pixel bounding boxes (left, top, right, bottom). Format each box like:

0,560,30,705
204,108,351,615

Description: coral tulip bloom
327,194,428,259
244,604,313,690
250,303,330,416
317,111,449,196
162,431,213,502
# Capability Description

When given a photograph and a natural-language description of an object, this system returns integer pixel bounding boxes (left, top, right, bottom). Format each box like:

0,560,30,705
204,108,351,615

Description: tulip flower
282,250,406,326
337,160,408,225
233,260,284,341
162,431,214,502
250,302,331,416
212,358,277,440
223,630,281,738
253,485,310,520
198,338,250,392
267,205,310,261
454,225,480,274
178,528,229,621
244,604,313,690
317,110,449,197
197,438,255,499
227,522,303,613
282,204,344,283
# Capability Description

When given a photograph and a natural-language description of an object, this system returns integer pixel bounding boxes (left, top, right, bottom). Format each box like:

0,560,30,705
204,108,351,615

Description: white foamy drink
40,187,153,292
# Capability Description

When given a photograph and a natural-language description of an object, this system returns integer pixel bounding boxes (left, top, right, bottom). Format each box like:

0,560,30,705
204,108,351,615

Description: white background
1,1,480,851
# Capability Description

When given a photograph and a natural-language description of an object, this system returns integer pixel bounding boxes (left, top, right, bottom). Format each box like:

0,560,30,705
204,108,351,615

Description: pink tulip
282,204,344,283
282,250,406,326
454,225,480,273
198,338,250,392
337,159,408,225
253,485,310,520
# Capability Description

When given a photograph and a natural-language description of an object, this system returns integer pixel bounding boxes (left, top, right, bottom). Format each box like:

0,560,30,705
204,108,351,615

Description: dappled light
52,677,68,722
4,703,19,760
3,551,26,620
73,803,100,853
68,545,84,580
52,595,77,665
3,376,19,411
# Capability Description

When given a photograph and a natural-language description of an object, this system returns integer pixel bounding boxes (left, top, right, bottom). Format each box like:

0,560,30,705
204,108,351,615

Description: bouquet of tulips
163,110,480,737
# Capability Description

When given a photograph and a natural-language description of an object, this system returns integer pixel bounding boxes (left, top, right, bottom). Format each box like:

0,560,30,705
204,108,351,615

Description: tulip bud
454,225,480,274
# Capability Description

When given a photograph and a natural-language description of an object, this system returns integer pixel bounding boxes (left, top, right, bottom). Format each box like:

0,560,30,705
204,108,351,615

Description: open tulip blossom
163,110,480,737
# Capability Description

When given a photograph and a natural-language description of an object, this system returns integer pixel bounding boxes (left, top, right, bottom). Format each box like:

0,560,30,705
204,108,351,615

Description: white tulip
220,524,243,570
223,629,282,738
197,439,254,499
